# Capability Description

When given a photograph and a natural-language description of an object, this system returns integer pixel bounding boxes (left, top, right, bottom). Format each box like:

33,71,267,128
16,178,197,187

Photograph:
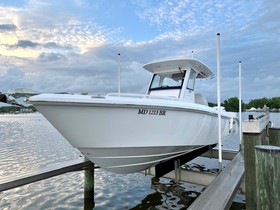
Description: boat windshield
149,72,185,90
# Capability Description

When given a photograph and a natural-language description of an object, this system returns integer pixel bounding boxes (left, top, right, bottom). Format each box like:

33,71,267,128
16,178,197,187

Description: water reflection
131,177,202,209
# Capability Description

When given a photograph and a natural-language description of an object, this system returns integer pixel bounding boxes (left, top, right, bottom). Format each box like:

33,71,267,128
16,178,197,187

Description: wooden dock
188,151,244,210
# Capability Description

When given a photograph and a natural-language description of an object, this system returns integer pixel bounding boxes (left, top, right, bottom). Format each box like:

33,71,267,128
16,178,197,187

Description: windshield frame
149,72,185,91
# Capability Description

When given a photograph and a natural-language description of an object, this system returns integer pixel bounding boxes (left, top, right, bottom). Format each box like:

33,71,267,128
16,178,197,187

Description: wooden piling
84,166,95,209
269,127,280,146
255,145,280,210
242,114,270,210
243,132,263,210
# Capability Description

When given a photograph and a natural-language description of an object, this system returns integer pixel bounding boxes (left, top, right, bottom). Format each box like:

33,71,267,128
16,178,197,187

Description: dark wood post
255,145,280,210
242,114,270,210
84,166,95,210
243,132,263,209
269,127,280,146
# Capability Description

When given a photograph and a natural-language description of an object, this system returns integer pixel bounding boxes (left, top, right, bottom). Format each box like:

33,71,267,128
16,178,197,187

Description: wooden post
174,160,178,183
255,145,280,210
84,166,95,210
242,114,270,210
243,132,263,210
269,127,280,146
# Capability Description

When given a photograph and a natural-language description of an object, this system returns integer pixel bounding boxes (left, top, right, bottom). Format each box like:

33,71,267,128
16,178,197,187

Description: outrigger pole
239,61,242,150
216,33,223,172
117,53,121,95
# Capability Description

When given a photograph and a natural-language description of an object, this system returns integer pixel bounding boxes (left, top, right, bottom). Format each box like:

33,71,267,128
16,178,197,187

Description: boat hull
80,145,207,173
30,94,238,173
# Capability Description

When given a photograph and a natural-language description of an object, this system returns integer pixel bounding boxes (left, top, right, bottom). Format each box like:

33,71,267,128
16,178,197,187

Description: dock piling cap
255,145,280,154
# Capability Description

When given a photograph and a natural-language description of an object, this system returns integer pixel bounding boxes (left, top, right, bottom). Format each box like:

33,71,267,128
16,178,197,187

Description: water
0,112,279,209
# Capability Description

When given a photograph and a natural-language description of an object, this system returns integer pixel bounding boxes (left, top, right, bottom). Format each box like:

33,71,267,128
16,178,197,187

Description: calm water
0,112,278,209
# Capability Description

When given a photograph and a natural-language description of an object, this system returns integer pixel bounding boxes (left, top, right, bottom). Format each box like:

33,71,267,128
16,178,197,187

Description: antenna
239,61,242,150
216,33,222,173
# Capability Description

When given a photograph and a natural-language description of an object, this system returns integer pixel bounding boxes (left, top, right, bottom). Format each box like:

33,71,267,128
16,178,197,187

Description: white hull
80,146,205,173
30,94,238,173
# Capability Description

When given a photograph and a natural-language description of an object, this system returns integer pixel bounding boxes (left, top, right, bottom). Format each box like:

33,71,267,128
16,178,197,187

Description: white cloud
0,0,279,103
136,0,262,35
0,1,123,58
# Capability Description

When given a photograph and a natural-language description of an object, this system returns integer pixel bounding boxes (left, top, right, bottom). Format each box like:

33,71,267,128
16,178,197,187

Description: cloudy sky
0,0,279,103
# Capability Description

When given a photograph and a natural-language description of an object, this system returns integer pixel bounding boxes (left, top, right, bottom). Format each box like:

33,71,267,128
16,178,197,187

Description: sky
0,0,279,103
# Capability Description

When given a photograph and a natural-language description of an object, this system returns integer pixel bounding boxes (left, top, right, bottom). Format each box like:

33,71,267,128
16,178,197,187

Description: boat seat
195,93,208,106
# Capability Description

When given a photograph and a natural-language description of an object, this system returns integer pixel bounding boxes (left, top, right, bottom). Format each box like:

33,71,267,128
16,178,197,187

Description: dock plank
188,152,244,210
0,158,95,192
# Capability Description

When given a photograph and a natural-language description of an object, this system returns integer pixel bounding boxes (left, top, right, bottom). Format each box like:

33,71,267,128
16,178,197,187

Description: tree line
209,97,280,112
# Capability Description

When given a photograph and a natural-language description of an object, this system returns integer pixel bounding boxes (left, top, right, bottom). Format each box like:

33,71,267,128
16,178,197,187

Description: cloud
43,42,73,50
15,40,39,48
0,67,31,91
37,52,67,62
136,0,263,39
0,0,279,104
4,39,74,52
0,24,17,31
0,54,30,75
2,43,151,94
0,2,118,56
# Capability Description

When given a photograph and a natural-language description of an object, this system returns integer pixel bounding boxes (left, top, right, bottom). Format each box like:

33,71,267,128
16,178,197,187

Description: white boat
29,58,238,174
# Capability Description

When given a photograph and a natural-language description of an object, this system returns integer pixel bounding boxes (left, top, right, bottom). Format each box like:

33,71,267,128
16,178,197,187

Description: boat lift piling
84,163,95,209
269,127,280,146
255,145,280,210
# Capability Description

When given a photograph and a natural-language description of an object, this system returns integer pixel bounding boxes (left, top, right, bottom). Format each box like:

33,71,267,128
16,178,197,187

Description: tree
268,97,280,109
208,102,217,107
222,97,245,112
247,97,269,109
210,96,280,111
